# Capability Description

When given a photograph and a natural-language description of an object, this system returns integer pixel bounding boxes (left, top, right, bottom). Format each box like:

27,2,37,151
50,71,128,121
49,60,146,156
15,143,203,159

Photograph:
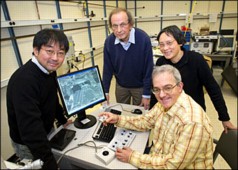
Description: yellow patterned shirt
117,91,213,169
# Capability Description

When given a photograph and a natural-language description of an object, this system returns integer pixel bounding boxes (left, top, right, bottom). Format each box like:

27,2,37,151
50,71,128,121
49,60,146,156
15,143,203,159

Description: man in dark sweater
7,28,72,169
102,8,153,110
150,25,237,133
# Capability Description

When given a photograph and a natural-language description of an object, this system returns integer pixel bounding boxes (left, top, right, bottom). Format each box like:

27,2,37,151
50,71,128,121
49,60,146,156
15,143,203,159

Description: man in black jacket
150,25,237,133
7,28,72,169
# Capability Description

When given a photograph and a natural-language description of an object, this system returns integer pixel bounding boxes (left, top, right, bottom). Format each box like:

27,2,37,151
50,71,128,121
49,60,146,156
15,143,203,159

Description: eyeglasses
159,40,175,48
41,48,66,58
152,82,180,95
111,22,129,30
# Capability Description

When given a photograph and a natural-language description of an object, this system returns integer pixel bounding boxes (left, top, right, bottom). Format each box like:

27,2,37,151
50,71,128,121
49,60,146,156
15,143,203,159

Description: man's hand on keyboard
98,112,120,125
115,147,133,163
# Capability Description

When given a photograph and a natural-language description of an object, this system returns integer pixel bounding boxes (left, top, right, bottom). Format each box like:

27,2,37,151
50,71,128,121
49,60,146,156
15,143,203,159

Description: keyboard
92,109,121,143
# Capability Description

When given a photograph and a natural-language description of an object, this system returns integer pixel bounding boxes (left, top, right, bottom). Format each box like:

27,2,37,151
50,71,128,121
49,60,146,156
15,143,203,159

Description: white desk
52,104,150,169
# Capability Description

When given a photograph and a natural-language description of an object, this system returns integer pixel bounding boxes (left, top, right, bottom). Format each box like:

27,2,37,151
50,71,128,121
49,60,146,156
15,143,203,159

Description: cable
66,60,71,73
81,53,86,69
73,63,80,71
105,103,132,113
183,1,197,37
57,140,105,165
118,104,133,112
57,145,79,164
83,141,105,151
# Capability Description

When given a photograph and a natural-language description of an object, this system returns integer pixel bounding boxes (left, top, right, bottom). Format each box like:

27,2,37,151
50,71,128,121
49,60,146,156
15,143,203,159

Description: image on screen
216,35,235,52
56,65,106,129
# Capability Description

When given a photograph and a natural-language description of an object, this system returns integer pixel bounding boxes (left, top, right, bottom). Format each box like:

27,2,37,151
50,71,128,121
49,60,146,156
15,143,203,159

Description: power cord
105,103,132,113
118,104,133,112
57,140,105,165
80,52,86,69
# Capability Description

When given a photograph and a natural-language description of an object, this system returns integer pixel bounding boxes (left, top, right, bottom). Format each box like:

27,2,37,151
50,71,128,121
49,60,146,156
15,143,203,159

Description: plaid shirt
117,91,213,169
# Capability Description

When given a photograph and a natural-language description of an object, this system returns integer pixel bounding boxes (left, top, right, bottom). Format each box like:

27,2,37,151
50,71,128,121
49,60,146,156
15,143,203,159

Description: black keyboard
92,109,121,143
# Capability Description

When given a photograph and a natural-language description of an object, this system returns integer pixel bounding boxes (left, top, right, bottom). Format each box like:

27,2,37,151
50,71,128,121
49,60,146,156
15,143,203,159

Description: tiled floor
104,67,237,169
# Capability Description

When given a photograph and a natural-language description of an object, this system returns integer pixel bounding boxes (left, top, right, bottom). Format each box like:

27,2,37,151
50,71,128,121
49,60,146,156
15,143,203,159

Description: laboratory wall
1,0,237,160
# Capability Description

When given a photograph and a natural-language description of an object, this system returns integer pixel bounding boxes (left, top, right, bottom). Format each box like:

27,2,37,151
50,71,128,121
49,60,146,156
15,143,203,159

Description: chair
203,55,212,69
213,129,238,169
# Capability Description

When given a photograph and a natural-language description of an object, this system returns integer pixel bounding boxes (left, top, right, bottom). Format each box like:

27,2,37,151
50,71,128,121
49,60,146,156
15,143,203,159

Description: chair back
203,55,212,69
213,130,238,169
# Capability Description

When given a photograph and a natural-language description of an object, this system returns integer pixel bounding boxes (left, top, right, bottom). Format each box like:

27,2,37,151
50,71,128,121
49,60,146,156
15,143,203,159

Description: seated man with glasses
102,7,153,110
99,64,213,169
150,25,237,133
7,28,72,169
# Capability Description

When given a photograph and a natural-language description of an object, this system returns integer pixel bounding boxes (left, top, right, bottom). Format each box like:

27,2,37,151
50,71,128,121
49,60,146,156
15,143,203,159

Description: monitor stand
74,110,97,129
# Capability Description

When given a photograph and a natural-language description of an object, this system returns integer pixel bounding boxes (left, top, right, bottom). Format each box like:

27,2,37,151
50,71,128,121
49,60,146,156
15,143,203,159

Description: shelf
1,11,236,28
134,11,237,20
1,17,107,28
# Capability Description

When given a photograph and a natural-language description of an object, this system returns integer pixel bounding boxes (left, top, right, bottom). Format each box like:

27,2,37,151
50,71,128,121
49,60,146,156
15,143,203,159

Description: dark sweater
7,60,67,169
103,28,154,96
150,50,230,121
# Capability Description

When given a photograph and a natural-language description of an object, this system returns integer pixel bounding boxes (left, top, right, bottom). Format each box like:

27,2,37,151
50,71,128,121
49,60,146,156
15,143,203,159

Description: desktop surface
52,104,150,169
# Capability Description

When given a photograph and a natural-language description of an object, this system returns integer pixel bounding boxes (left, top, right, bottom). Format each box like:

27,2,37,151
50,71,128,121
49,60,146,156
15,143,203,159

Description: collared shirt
32,55,49,74
114,28,135,51
113,28,150,99
153,50,230,121
117,91,213,169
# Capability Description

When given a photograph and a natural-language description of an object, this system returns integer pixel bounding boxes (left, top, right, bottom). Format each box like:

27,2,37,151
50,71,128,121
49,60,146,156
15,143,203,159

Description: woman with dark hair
150,25,237,133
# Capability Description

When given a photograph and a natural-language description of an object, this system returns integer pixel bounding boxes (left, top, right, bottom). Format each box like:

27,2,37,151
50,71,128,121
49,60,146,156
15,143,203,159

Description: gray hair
152,65,181,83
108,7,134,28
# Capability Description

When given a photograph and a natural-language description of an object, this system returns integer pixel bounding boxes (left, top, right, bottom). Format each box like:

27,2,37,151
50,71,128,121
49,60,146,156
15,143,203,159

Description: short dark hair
108,7,134,28
33,28,69,53
157,25,186,45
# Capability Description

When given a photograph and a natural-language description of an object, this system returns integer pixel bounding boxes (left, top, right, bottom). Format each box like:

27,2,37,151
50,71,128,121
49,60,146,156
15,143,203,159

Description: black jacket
7,60,67,169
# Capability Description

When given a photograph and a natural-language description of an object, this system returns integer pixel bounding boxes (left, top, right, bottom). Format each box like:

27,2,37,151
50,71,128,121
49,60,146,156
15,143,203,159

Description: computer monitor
216,35,236,52
56,65,106,129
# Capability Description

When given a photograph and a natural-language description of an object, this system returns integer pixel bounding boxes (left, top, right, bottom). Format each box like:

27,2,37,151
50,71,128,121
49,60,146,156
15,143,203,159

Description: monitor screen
216,35,235,52
56,65,106,129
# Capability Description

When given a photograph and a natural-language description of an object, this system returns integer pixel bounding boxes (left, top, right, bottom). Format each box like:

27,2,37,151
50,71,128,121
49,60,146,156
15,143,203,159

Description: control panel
190,42,213,54
107,129,136,152
95,129,136,165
